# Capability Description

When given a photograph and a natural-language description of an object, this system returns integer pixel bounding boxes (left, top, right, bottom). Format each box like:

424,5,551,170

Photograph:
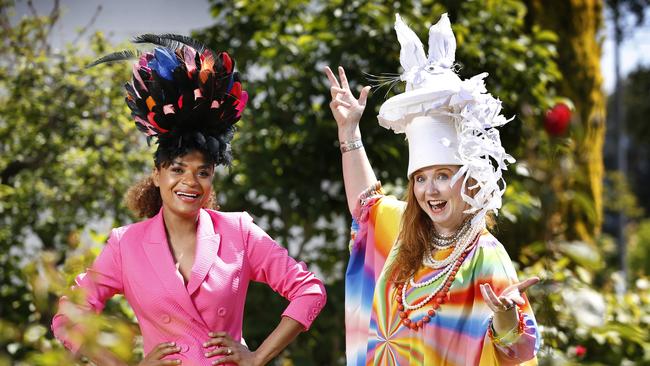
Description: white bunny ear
427,13,456,68
395,14,427,73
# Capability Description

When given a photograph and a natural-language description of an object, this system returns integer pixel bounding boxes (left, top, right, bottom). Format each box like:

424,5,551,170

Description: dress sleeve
51,228,124,354
474,239,540,364
241,213,326,331
349,181,405,255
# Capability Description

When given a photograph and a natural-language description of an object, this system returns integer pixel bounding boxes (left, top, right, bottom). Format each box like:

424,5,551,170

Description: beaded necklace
396,217,485,331
429,216,472,249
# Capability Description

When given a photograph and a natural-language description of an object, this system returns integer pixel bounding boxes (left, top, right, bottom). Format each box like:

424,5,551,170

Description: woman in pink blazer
52,36,326,366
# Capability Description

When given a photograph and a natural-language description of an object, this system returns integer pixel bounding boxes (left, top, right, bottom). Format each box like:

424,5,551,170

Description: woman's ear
152,167,160,187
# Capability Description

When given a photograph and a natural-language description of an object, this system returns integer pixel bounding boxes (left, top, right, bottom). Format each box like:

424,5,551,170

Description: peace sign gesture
324,66,371,137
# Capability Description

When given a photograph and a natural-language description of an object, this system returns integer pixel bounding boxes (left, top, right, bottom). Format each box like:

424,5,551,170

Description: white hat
377,13,515,222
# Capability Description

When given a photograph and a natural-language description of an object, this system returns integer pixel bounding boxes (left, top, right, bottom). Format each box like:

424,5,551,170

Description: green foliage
523,239,650,365
4,0,648,365
614,66,650,215
628,219,650,279
0,1,149,362
603,171,645,219
623,66,650,145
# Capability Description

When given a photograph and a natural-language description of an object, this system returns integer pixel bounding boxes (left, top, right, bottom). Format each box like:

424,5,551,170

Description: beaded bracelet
359,181,383,207
487,306,526,347
339,138,363,153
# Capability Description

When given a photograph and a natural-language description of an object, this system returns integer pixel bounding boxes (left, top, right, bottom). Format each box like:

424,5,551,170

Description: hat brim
378,85,460,133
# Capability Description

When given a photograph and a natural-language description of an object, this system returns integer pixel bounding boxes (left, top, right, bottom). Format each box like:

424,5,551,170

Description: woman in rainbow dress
324,14,540,365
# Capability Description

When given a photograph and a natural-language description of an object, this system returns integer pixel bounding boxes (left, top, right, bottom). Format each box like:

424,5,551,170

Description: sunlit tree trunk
527,0,606,241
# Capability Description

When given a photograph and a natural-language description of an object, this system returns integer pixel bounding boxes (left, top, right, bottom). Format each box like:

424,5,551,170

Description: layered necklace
396,216,485,331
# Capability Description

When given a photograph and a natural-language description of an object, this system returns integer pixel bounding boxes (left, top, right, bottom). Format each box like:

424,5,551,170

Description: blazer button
218,307,227,317
311,308,319,315
308,314,315,321
161,314,171,324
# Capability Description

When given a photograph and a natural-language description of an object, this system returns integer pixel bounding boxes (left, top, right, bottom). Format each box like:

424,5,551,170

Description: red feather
221,52,233,73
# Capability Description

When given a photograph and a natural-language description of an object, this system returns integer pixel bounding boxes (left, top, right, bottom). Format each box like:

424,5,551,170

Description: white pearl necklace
400,218,485,311
422,218,485,269
402,266,454,310
430,218,472,248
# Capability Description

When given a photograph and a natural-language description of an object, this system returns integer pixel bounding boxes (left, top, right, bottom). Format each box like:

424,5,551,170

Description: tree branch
72,4,102,45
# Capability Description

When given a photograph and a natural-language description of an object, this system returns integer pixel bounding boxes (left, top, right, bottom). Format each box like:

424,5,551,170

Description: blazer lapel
143,209,205,325
187,209,220,296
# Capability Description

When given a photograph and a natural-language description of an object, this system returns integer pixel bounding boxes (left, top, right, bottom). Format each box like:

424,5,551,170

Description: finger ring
227,347,232,355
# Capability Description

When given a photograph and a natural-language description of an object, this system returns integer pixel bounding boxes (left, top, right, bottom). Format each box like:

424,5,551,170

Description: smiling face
412,165,469,236
152,150,215,220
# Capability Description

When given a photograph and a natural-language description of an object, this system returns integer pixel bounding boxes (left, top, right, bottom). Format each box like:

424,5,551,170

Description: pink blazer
52,208,326,365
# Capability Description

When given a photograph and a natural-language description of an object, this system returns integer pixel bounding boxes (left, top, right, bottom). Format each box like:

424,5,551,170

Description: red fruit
544,103,571,136
575,345,587,357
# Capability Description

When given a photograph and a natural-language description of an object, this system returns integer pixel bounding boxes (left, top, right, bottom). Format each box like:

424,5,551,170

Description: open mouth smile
428,200,447,213
175,191,201,202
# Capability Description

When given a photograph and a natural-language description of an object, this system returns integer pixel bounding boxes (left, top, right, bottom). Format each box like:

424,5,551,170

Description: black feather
132,33,215,59
124,82,139,99
87,49,140,68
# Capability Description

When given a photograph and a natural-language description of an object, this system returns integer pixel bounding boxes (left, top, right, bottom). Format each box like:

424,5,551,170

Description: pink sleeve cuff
281,291,327,330
51,308,85,354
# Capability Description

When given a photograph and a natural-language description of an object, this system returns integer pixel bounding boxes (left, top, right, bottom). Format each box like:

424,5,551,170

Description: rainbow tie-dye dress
345,195,540,365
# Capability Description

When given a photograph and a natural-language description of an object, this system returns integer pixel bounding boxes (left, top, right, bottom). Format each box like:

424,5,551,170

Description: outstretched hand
324,66,371,135
480,277,539,314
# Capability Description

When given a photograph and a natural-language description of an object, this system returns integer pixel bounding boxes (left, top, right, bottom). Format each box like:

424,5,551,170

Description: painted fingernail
170,342,176,346
205,352,210,357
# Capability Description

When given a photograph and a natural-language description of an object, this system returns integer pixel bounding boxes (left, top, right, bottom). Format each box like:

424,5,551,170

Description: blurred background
1,0,649,364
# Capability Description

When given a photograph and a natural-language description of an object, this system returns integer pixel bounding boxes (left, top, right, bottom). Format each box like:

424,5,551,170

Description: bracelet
339,138,363,153
487,306,526,347
359,181,383,207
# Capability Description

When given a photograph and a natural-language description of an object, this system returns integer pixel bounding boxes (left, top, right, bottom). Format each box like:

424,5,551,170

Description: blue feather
226,74,234,93
148,48,179,81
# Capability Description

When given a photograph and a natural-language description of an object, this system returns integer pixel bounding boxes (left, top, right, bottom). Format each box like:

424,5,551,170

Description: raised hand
136,342,182,365
324,66,371,139
203,332,258,366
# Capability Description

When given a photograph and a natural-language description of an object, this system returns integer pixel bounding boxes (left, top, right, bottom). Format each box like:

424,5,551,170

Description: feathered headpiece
378,14,514,224
89,34,249,166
